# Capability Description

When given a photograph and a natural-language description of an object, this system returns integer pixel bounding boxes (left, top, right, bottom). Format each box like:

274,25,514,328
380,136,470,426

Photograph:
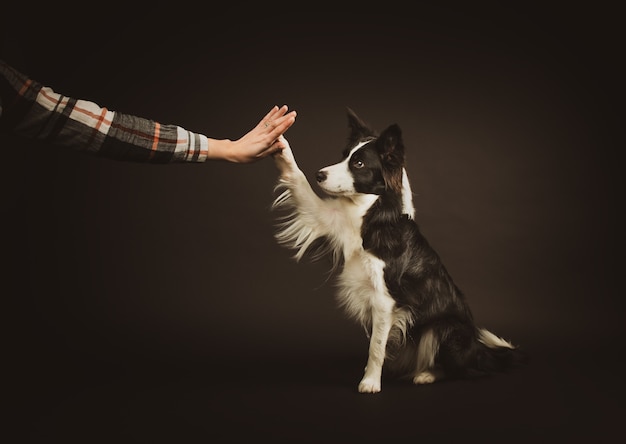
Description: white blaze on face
317,142,369,196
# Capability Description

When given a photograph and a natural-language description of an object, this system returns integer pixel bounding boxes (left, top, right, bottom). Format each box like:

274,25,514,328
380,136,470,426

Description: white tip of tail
478,328,515,349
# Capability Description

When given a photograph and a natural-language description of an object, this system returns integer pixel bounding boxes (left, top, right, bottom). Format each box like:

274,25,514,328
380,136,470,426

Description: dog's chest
335,249,392,324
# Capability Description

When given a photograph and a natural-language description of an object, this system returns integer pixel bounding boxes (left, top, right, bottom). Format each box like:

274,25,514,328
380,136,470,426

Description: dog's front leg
272,137,319,205
272,136,301,181
272,137,333,255
359,303,394,394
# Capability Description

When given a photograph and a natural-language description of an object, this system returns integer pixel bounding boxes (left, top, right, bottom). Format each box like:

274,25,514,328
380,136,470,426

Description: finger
271,110,296,131
264,107,277,123
271,105,289,119
258,106,293,137
257,140,283,159
262,105,279,121
268,111,296,137
265,105,287,123
260,105,289,132
258,105,280,130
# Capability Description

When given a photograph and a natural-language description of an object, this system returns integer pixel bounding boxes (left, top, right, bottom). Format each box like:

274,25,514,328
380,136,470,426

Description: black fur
347,108,527,380
272,108,527,392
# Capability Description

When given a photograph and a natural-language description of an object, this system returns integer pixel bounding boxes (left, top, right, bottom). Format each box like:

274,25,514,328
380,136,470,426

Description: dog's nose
316,170,327,183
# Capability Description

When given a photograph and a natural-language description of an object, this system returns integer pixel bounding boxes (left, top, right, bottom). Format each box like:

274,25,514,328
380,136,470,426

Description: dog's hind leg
358,301,395,394
412,329,443,385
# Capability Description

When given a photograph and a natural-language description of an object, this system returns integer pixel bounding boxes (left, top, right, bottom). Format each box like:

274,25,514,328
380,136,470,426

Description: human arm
0,59,296,163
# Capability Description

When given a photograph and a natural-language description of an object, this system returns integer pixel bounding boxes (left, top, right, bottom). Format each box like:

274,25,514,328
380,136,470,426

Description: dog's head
315,108,406,197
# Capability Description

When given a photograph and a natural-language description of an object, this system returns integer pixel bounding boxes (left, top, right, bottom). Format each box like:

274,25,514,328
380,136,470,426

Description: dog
271,108,526,393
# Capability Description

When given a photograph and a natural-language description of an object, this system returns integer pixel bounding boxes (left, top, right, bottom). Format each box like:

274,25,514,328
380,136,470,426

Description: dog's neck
345,193,380,216
401,168,415,219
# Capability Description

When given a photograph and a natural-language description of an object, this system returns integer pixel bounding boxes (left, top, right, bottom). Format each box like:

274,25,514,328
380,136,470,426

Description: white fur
272,139,414,393
272,136,520,393
478,328,515,349
401,168,415,218
413,329,441,384
316,143,367,196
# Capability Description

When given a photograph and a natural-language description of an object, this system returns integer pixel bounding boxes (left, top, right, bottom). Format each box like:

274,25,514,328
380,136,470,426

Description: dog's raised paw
358,378,381,394
272,147,299,179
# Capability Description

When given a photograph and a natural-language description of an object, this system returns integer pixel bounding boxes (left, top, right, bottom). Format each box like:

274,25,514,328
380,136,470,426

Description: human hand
208,105,296,163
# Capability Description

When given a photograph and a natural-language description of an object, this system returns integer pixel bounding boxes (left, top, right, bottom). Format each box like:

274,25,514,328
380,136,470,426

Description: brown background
2,3,623,442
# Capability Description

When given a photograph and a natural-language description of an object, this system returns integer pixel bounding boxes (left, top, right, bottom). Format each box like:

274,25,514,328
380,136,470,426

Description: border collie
271,109,526,393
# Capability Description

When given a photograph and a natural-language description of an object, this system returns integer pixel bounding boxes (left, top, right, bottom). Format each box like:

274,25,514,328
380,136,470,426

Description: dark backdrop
3,3,623,442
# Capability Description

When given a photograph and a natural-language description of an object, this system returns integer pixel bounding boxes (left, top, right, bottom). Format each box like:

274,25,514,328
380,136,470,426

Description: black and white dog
272,109,525,393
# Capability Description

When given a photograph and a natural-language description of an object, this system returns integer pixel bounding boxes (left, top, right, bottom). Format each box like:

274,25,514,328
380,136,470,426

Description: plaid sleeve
0,59,209,163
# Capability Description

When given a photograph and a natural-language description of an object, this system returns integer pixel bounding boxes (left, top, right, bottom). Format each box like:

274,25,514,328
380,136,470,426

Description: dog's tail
470,328,529,376
386,325,528,381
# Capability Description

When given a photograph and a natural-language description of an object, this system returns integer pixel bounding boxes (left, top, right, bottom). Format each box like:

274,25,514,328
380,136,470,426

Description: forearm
0,60,208,163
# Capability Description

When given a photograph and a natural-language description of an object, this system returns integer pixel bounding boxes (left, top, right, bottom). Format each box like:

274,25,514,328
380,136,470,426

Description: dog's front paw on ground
358,377,381,394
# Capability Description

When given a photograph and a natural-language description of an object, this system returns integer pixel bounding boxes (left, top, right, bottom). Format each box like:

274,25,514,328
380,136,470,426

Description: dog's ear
377,124,404,162
346,107,376,148
376,124,405,192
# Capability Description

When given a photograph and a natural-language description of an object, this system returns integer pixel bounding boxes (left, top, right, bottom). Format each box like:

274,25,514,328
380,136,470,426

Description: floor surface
12,336,624,443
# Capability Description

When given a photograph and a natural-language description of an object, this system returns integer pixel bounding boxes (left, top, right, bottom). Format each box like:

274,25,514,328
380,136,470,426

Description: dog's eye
353,160,365,169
